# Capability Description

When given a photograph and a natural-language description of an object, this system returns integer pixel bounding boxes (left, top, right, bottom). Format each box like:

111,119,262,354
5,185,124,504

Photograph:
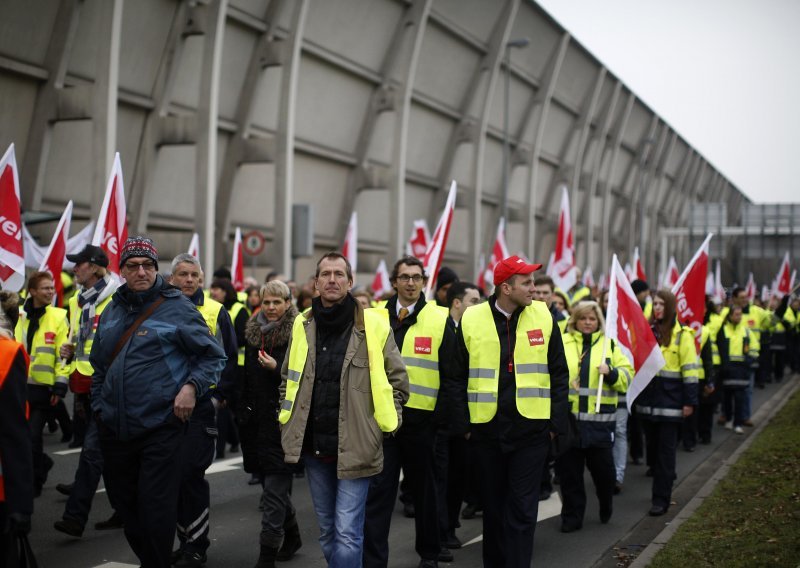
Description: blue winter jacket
90,275,227,440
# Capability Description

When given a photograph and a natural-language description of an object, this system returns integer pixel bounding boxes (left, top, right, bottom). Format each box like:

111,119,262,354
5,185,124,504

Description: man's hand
682,405,694,417
59,343,75,361
597,363,610,375
50,394,61,406
174,383,197,422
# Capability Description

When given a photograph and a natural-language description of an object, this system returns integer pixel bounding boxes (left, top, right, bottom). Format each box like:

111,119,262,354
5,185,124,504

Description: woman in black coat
239,280,300,567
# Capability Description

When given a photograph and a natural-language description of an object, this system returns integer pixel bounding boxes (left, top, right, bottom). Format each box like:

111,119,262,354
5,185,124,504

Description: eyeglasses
124,261,157,272
396,274,423,283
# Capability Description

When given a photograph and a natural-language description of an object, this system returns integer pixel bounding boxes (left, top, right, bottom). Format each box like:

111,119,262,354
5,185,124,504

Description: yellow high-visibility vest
197,297,223,336
279,309,398,432
228,302,249,366
394,303,448,411
15,305,69,388
460,301,553,423
67,293,113,376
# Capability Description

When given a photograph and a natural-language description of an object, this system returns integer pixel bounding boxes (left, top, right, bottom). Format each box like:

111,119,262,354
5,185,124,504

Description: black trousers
99,418,184,568
642,420,679,509
473,432,549,568
628,412,645,462
363,420,441,566
681,405,699,450
176,399,217,554
27,385,53,493
433,430,467,539
555,445,614,528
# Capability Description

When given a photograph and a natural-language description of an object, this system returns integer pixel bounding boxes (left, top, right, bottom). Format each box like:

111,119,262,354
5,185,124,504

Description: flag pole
595,335,610,413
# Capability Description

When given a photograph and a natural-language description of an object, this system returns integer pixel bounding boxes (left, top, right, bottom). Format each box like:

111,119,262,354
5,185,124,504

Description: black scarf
312,293,356,335
23,299,47,353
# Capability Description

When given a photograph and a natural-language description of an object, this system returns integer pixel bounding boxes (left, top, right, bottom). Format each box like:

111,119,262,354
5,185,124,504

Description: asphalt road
26,378,790,568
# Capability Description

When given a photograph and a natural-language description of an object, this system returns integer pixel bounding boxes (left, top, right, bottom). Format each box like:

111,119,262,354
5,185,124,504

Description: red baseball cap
493,255,542,286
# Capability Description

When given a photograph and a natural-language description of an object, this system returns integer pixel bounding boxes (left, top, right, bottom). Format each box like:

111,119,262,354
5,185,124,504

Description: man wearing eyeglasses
90,237,226,568
363,256,458,568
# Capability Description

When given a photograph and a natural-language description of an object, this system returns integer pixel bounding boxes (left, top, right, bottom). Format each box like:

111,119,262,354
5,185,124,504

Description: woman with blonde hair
556,301,632,532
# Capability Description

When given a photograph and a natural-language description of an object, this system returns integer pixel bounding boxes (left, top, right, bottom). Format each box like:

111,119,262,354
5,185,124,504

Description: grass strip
649,387,800,567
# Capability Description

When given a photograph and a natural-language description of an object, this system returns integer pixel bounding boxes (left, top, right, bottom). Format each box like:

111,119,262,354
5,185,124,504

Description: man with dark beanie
91,237,226,568
434,267,459,308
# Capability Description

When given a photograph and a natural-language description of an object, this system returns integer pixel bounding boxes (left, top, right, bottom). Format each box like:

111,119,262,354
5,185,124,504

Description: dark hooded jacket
239,305,298,474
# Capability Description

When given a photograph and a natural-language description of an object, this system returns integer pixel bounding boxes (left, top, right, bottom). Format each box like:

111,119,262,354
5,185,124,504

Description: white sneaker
724,421,733,430
734,426,744,434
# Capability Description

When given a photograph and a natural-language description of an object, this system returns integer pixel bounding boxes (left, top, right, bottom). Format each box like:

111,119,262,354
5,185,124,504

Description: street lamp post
501,38,530,223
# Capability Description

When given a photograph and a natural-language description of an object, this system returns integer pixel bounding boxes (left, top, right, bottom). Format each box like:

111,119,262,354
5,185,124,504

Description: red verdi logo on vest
527,329,544,346
44,331,56,344
414,336,432,354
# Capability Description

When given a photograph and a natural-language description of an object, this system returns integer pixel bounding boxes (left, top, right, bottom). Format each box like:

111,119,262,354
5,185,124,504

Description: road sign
242,230,266,256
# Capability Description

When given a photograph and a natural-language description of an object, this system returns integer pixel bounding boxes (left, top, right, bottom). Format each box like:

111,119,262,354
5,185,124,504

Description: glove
6,513,31,536
51,381,68,398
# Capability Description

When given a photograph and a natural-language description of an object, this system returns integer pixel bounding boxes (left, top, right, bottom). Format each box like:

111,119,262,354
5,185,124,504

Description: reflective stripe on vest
228,302,249,366
279,310,398,432
461,301,552,423
635,405,684,418
397,303,448,411
14,306,68,387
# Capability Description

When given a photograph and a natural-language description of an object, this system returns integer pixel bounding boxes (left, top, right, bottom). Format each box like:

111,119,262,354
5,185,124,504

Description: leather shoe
444,531,462,549
461,504,479,519
403,502,416,518
95,512,124,530
560,522,582,533
56,483,74,496
539,488,551,501
54,518,84,537
418,560,438,568
438,547,454,562
648,505,668,516
600,507,612,524
614,482,622,495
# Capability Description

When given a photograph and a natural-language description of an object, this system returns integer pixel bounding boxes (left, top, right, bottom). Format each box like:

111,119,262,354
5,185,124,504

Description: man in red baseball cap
451,255,569,567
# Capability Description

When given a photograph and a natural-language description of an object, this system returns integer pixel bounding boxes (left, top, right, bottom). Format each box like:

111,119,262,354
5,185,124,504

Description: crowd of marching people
1,238,798,568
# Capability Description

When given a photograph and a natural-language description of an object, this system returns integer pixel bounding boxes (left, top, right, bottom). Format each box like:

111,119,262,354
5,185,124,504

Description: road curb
629,377,800,567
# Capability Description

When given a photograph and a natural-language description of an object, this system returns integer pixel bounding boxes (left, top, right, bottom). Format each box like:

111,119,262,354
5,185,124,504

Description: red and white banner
744,272,756,303
624,263,634,283
231,227,244,291
0,144,25,292
582,266,595,288
423,180,457,299
663,256,680,289
370,259,392,299
478,217,510,291
714,260,725,305
551,186,577,291
632,247,647,282
773,251,792,297
342,211,358,274
406,219,430,259
24,222,94,270
91,153,128,277
671,233,712,353
598,272,609,291
38,201,73,307
761,285,770,303
606,254,666,412
188,233,200,259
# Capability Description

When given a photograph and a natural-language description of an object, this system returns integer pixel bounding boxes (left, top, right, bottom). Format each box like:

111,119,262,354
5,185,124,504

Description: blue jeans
612,407,628,484
304,456,371,568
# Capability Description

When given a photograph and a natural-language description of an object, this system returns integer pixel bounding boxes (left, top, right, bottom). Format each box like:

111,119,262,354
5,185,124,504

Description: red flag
632,247,647,282
774,252,792,297
231,227,244,291
552,186,576,290
188,233,200,259
606,254,666,412
582,266,595,288
714,260,725,304
406,219,430,259
0,144,25,292
671,233,712,354
423,181,457,298
91,153,128,277
370,259,392,299
341,211,358,273
38,201,73,307
664,256,680,289
478,217,510,291
744,272,756,303
624,263,634,283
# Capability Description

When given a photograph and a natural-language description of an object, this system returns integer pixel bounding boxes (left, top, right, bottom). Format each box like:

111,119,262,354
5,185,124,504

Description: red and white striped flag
671,233,712,353
598,272,609,291
423,181,457,298
624,263,634,283
188,233,200,259
606,254,666,412
478,217,510,292
91,153,128,277
342,211,358,274
773,252,792,297
632,247,647,282
582,266,595,288
744,272,756,303
370,259,392,299
0,144,25,292
38,201,73,306
664,256,680,289
231,227,244,291
714,260,725,304
551,186,577,291
406,219,430,259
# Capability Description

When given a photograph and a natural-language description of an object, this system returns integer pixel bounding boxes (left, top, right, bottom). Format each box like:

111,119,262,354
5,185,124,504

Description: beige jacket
279,302,409,479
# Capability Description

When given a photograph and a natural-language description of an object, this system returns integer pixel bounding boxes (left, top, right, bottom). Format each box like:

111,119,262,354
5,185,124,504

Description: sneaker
734,426,744,434
54,518,84,538
724,421,733,430
174,551,207,567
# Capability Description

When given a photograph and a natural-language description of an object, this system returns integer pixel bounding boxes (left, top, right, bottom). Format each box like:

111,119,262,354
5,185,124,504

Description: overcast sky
536,0,800,204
